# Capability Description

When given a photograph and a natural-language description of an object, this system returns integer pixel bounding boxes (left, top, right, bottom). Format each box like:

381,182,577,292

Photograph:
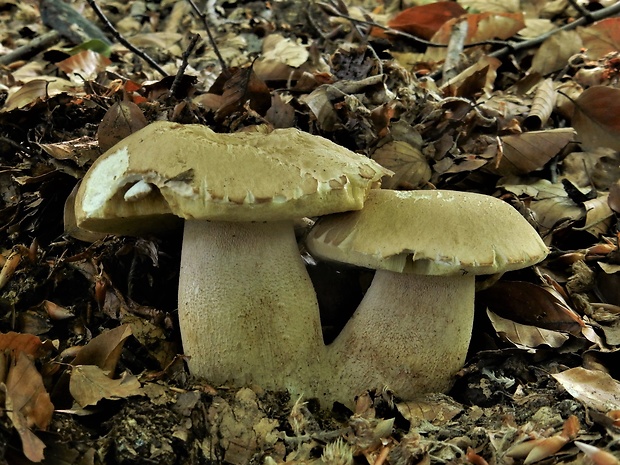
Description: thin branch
85,0,169,77
488,1,620,58
0,30,61,66
170,33,201,98
186,0,228,72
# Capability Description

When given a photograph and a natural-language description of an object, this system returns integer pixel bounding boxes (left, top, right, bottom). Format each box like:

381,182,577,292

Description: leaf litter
2,0,620,464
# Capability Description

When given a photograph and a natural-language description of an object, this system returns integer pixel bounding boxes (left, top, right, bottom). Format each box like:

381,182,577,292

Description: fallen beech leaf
493,129,576,176
553,367,620,412
432,12,525,45
487,310,569,349
70,365,143,407
5,351,54,462
1,78,80,112
396,394,463,428
371,140,430,189
582,195,613,237
215,66,271,121
530,30,582,76
97,100,148,152
0,332,43,357
37,136,100,166
481,281,584,334
579,17,620,60
441,56,500,98
571,86,620,151
71,324,133,372
387,2,467,39
56,50,111,81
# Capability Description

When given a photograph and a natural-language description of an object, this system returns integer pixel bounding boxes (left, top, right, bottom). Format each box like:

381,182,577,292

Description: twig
488,1,620,58
170,33,201,98
186,0,228,72
85,0,169,77
441,19,468,83
0,137,38,157
0,30,61,66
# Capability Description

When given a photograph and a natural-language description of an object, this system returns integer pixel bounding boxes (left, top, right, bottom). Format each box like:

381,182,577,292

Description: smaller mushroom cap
306,189,548,276
75,121,391,235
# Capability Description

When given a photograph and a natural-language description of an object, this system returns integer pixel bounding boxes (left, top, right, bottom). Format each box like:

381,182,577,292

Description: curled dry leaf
523,78,556,130
371,140,431,189
571,86,620,151
37,136,100,167
552,367,620,412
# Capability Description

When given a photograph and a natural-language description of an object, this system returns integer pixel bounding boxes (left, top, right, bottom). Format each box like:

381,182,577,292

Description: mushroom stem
326,271,474,405
178,220,326,398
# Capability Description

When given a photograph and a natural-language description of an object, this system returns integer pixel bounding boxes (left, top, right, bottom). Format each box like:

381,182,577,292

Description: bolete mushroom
74,121,390,398
306,189,548,405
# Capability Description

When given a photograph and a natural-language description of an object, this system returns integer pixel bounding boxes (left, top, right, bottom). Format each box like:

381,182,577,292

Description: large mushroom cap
75,121,391,234
306,189,548,276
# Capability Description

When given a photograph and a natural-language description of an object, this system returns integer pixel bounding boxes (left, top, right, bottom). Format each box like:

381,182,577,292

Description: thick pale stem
178,220,327,398
326,271,475,405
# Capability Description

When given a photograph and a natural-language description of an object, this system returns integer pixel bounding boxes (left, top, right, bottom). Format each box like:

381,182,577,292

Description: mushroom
74,121,391,398
305,189,548,405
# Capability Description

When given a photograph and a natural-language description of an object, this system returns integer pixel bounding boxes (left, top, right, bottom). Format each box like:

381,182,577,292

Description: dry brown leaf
97,100,148,152
530,30,582,76
428,11,525,61
5,351,54,462
42,300,74,321
583,194,613,237
0,332,43,357
571,86,620,151
487,310,570,349
264,93,295,129
396,394,463,429
371,140,430,189
1,78,80,112
215,66,271,121
71,324,133,371
387,2,467,39
553,367,620,412
481,281,584,334
579,17,620,60
37,136,100,167
70,365,143,407
493,129,576,176
523,78,556,130
56,50,111,81
562,148,620,190
300,86,340,131
441,56,500,98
